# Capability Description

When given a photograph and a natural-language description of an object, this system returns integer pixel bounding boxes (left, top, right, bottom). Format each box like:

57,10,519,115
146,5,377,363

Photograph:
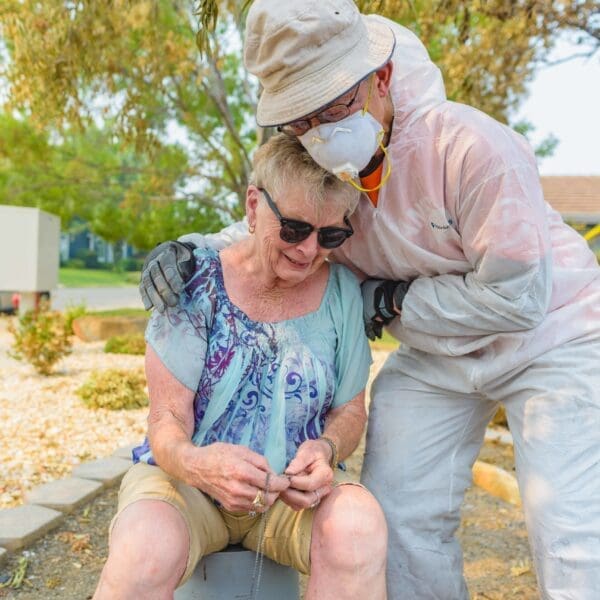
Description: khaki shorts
110,462,359,586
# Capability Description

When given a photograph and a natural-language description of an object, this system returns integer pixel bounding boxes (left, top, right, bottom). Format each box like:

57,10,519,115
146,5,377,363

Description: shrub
117,257,144,272
74,248,101,269
64,303,87,334
76,368,148,410
104,333,146,355
63,258,86,269
8,301,73,375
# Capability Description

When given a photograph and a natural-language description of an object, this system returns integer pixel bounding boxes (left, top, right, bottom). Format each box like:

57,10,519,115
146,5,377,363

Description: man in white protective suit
139,1,600,597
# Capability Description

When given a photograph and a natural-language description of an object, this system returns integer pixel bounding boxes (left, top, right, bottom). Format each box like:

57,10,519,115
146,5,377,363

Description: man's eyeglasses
259,188,353,249
277,80,364,137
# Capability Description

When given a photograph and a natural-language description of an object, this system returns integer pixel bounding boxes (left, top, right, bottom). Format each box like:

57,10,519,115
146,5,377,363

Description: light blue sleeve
330,265,373,408
144,253,214,392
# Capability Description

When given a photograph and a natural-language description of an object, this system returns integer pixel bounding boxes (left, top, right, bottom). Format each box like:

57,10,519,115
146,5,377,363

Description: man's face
278,76,372,137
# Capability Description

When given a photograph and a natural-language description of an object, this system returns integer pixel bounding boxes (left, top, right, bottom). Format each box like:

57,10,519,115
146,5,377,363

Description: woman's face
248,183,349,286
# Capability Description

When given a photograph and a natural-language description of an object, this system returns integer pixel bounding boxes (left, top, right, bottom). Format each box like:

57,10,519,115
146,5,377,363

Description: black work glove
139,240,196,312
361,279,411,340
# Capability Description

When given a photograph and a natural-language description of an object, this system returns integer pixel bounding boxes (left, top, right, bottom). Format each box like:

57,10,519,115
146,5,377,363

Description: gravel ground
0,317,147,510
0,316,538,598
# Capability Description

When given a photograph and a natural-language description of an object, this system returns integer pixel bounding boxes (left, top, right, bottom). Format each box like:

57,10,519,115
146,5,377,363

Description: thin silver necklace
249,472,271,600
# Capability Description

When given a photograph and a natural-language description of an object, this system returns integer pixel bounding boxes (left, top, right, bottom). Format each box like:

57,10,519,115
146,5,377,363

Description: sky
514,38,600,176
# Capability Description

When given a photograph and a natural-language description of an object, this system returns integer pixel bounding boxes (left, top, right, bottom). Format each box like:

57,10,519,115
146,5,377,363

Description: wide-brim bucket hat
244,0,396,127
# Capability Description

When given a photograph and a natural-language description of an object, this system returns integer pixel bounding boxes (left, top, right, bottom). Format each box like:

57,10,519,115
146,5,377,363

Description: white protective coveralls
186,17,600,600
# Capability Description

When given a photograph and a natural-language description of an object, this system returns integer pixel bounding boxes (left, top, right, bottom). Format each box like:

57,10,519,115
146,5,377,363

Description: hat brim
256,17,396,128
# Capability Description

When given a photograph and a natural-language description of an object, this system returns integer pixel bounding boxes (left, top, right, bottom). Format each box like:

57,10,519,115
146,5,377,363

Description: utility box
0,205,60,294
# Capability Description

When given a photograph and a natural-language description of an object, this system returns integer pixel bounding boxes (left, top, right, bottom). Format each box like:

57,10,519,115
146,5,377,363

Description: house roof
541,176,600,222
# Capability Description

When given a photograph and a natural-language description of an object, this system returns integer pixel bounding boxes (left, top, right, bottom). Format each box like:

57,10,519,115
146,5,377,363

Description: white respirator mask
298,109,384,182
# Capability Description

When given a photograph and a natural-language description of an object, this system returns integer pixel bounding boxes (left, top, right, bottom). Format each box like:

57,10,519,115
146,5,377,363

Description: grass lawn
369,329,398,352
86,308,148,318
59,268,140,288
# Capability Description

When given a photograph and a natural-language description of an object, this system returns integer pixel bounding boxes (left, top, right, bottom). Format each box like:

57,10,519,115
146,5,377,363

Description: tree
1,0,598,219
354,1,599,123
0,0,255,216
0,113,224,250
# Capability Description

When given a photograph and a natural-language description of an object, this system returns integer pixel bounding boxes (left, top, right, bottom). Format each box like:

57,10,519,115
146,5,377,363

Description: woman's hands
280,439,334,511
183,442,290,513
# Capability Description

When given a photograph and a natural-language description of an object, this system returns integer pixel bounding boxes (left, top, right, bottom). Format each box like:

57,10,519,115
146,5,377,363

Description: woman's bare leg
94,499,189,600
306,485,387,600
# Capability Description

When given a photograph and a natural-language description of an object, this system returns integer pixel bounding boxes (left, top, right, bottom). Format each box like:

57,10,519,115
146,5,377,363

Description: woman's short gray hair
249,134,360,217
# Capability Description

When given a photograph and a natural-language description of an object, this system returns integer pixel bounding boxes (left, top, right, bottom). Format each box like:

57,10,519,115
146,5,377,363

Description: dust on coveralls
327,16,600,600
183,17,600,599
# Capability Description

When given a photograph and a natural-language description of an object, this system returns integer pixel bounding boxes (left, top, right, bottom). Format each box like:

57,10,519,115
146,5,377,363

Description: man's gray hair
250,134,360,217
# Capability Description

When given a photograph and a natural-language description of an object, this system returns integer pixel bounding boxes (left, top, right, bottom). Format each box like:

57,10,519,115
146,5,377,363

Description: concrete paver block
0,505,64,552
25,477,103,513
0,547,7,567
112,443,136,461
72,457,132,488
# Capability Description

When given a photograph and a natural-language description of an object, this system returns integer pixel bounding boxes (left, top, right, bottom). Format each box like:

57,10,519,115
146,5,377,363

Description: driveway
51,286,145,311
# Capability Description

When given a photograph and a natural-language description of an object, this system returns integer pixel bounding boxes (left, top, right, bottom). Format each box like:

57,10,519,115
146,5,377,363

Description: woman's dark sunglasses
259,188,353,249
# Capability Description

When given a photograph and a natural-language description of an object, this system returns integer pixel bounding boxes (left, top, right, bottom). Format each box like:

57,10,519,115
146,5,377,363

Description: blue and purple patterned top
133,247,371,474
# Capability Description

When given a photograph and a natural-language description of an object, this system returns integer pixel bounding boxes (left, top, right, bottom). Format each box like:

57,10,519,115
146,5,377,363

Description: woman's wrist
318,436,339,469
153,436,197,484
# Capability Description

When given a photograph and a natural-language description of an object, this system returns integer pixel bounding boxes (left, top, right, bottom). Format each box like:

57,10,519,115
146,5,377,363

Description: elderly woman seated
94,134,387,600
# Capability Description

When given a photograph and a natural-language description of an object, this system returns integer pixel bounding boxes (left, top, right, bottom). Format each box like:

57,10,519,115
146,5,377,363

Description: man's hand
361,278,411,340
139,241,196,312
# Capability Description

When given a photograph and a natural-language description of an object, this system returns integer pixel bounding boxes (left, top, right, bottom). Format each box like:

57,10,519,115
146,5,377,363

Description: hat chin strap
348,135,391,193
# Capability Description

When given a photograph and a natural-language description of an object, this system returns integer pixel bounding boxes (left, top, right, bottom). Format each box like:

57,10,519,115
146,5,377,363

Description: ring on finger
252,489,265,509
310,489,320,509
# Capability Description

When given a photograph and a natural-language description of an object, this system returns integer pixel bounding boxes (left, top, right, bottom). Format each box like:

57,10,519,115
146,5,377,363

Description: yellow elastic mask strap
361,74,375,116
349,133,392,194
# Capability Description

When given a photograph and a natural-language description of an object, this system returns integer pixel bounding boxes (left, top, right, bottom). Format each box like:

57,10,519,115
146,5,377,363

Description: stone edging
0,444,135,567
0,427,518,567
476,426,520,506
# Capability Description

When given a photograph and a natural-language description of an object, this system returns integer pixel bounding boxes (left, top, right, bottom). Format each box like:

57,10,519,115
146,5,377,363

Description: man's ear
374,61,393,97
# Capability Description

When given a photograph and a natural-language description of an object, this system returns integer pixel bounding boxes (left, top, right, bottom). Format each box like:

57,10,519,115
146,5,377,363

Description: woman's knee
311,485,387,570
105,500,190,587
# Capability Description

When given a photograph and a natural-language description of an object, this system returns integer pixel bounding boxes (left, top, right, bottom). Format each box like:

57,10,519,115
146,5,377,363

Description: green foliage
88,308,148,318
59,268,140,288
0,556,29,590
512,120,560,159
8,302,73,375
1,0,256,219
117,257,145,272
3,0,598,234
74,249,104,270
0,114,226,250
355,0,599,125
63,303,88,335
76,368,148,410
369,329,399,352
62,258,86,270
104,333,146,356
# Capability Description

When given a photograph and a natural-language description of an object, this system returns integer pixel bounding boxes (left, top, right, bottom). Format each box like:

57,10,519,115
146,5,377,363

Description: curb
0,429,518,566
0,444,136,566
472,460,521,506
